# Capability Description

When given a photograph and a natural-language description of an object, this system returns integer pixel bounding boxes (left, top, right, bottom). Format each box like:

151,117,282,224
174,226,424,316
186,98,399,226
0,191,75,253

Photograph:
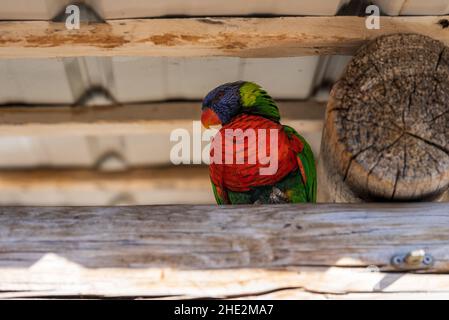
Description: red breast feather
209,114,302,192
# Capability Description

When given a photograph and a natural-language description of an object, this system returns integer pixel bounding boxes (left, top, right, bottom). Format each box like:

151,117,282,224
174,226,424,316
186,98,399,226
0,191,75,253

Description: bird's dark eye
212,91,225,104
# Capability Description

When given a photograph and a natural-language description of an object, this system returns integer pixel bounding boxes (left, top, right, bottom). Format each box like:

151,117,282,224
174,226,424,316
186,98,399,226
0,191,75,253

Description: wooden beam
0,100,325,136
0,167,213,205
0,16,448,58
0,203,449,298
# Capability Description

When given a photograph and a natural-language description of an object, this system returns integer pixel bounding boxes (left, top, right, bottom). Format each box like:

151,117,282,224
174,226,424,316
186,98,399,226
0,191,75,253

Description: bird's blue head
201,81,244,128
201,81,280,128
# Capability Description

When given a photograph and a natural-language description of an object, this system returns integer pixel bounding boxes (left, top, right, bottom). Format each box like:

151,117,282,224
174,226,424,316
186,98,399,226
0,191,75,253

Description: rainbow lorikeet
201,81,316,204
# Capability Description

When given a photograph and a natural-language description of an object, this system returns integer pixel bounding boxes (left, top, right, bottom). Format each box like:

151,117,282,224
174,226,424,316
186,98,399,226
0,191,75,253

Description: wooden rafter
0,16,448,58
0,167,213,205
0,100,325,136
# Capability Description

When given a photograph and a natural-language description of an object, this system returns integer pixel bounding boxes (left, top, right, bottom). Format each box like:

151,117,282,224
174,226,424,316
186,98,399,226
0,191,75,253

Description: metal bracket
391,249,434,270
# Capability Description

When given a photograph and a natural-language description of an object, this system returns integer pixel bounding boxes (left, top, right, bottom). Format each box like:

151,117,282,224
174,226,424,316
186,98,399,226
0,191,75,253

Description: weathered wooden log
0,204,449,298
1,16,449,58
318,34,449,202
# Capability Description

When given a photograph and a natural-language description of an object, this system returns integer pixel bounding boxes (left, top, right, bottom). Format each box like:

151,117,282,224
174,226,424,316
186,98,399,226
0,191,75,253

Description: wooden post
318,34,449,202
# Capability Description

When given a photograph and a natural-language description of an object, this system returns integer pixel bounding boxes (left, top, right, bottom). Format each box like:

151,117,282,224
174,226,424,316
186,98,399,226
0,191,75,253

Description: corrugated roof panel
373,0,449,15
89,0,351,18
0,0,351,20
0,59,74,104
0,57,323,104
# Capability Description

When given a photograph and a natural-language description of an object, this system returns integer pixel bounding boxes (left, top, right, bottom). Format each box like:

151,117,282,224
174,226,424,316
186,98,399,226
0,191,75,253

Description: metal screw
392,255,403,266
422,255,434,266
391,250,434,270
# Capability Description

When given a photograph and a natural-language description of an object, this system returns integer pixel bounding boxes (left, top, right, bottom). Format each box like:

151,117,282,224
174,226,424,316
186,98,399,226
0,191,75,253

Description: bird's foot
269,187,289,204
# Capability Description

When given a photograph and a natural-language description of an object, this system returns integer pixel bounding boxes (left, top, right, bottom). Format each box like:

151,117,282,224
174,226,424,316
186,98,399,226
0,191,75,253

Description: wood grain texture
319,34,449,202
235,288,449,300
0,16,449,58
1,203,449,298
0,101,324,136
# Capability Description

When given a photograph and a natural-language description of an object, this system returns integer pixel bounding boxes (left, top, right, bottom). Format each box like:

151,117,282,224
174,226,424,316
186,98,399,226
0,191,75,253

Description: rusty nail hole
438,19,449,29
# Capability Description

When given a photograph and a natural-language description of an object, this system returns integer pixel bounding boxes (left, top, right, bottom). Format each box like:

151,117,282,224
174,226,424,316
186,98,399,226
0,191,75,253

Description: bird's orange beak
201,108,221,129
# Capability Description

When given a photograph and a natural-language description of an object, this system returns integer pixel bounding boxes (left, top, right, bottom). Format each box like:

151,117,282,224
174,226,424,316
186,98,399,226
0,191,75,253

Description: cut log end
320,34,449,202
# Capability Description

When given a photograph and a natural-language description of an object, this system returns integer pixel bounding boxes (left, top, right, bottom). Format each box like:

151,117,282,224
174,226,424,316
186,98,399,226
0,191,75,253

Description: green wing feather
283,125,317,203
239,82,280,123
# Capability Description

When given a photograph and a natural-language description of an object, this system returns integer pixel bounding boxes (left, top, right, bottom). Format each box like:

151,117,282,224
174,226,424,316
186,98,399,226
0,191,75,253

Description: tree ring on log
325,34,449,201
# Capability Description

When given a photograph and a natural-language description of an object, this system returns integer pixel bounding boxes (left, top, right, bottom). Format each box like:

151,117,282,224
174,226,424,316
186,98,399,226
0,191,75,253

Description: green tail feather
211,180,227,204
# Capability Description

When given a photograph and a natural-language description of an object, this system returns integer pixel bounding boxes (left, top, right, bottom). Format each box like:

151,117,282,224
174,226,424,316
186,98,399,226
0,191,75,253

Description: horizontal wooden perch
0,16,448,58
1,203,449,298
